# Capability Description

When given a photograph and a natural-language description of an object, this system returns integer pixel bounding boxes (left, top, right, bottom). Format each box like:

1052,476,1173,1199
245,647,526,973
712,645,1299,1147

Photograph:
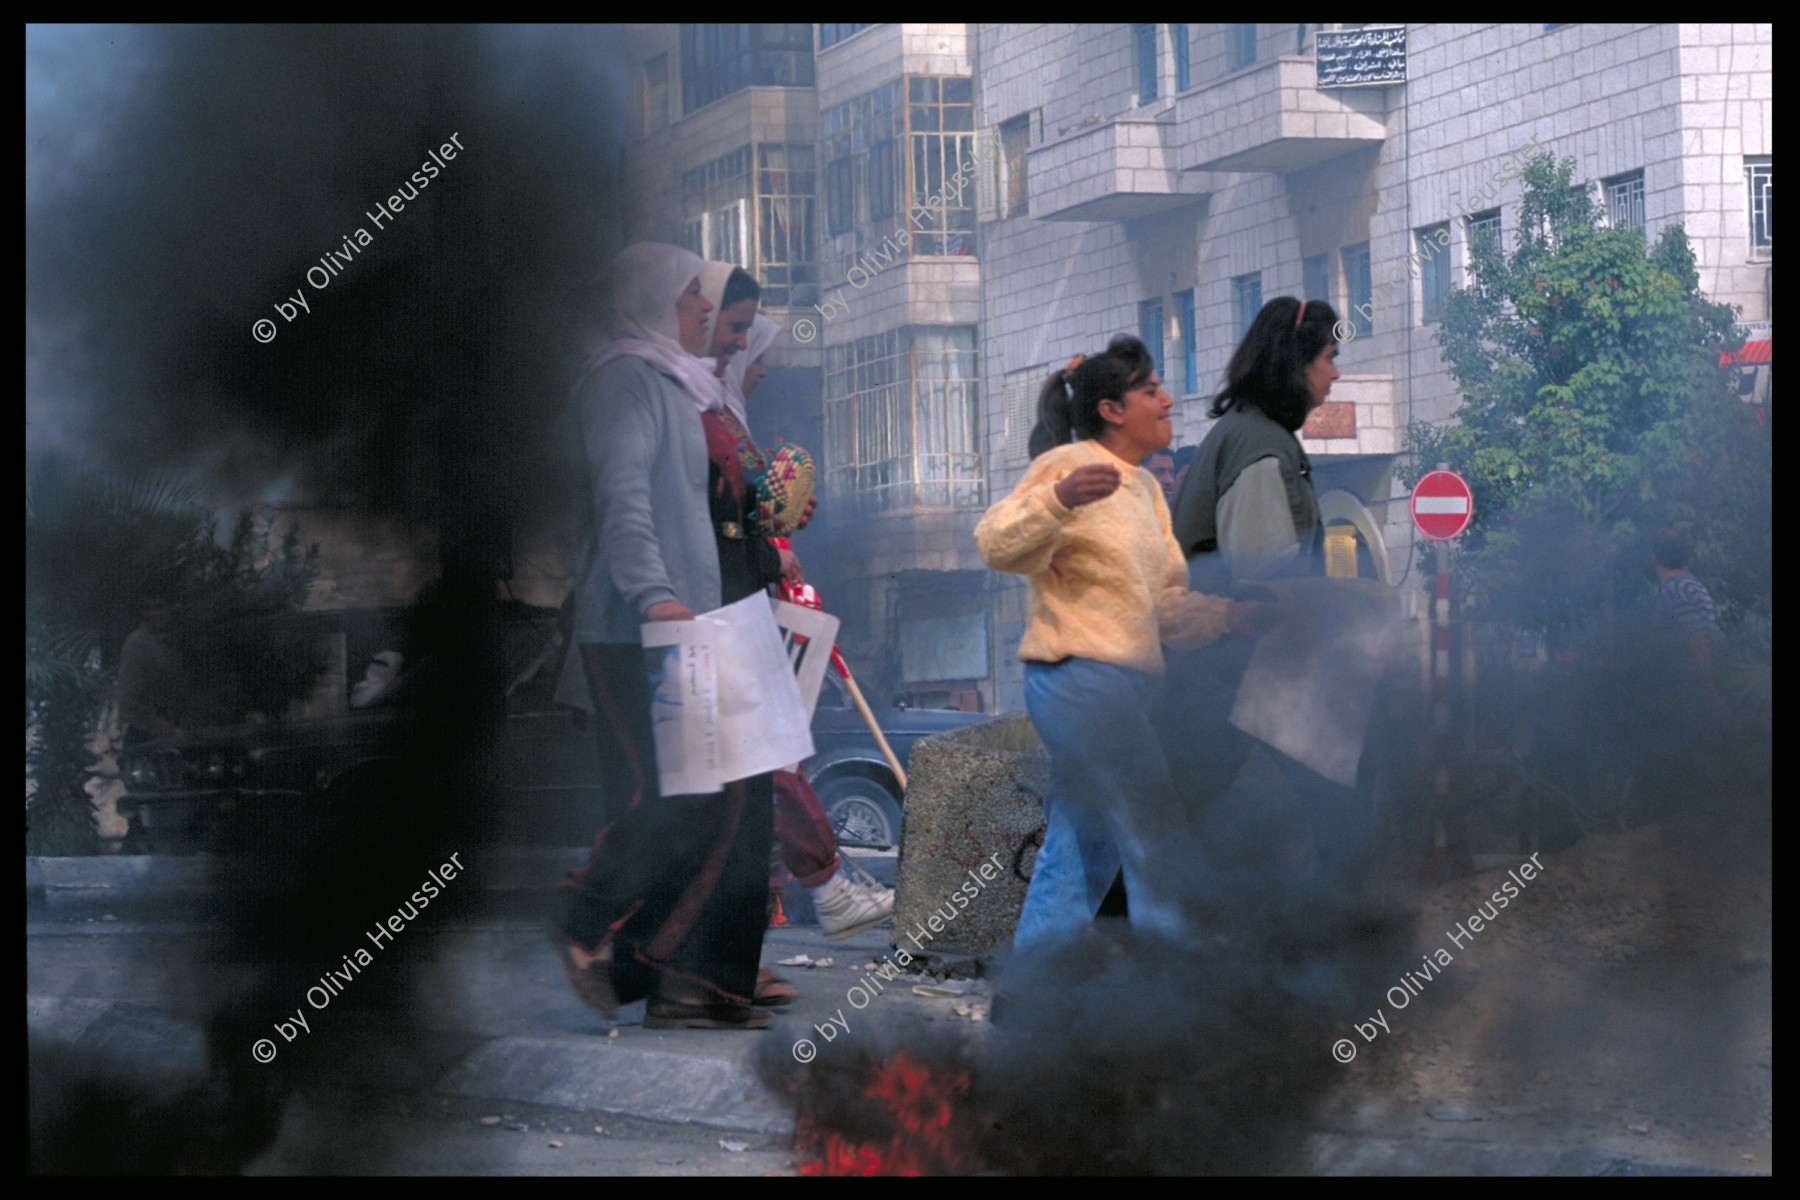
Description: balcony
1028,114,1211,223
1177,56,1387,175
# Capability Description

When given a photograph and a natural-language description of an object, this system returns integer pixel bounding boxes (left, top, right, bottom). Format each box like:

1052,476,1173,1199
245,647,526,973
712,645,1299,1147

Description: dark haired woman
1165,296,1365,882
1171,295,1340,586
977,335,1271,947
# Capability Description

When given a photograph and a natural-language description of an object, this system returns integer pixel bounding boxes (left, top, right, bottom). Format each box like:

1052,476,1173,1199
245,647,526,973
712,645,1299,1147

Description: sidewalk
27,836,1768,1175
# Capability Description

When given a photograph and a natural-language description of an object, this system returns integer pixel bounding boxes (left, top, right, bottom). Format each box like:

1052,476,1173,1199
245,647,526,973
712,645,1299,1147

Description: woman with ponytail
976,335,1272,948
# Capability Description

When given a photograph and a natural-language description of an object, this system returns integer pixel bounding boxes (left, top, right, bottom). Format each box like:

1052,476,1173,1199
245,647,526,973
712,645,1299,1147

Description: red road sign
1411,469,1474,540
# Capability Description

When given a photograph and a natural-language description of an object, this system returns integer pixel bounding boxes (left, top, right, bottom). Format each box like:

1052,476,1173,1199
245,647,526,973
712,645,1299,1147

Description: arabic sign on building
1316,27,1408,88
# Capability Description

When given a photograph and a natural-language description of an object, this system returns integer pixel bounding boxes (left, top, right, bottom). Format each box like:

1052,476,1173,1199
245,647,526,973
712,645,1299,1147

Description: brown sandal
550,930,618,1019
754,967,798,1007
644,998,774,1030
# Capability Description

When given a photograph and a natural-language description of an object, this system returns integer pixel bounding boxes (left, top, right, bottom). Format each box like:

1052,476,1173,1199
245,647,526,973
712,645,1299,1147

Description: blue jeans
1015,658,1192,948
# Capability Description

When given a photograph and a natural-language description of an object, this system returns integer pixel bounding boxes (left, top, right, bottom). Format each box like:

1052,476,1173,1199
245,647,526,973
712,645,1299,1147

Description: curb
444,1035,792,1136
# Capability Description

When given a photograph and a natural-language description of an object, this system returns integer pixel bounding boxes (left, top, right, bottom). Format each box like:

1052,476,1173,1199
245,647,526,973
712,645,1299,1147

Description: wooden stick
838,667,908,792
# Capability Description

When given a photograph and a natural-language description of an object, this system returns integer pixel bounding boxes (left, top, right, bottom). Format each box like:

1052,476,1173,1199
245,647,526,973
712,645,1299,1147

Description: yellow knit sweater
975,440,1232,675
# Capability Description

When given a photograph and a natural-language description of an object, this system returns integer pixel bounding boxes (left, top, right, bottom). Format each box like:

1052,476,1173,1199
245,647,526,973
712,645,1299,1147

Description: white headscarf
722,314,781,433
696,260,736,355
585,243,726,413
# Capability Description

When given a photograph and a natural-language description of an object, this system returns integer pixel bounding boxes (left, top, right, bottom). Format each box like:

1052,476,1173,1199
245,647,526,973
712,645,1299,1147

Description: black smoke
28,23,627,1173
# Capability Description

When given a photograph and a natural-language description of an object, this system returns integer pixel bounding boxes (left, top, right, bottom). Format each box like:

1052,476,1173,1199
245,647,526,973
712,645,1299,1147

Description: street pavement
27,848,1758,1176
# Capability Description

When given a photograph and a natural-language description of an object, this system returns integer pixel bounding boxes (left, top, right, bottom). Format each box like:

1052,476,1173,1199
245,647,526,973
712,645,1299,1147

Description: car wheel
817,775,903,851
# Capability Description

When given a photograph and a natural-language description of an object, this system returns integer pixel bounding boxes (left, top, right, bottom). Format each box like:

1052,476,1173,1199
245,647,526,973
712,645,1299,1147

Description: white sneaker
810,869,895,940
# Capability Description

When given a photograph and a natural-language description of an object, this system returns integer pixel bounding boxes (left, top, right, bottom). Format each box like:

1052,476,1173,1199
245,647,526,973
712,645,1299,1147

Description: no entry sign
1411,469,1474,540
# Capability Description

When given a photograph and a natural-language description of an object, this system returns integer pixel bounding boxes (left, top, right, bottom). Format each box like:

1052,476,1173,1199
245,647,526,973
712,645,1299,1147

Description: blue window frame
1344,243,1373,337
1135,25,1158,102
1231,24,1257,70
1175,289,1197,394
1418,224,1451,323
1172,24,1191,91
1303,253,1331,308
1139,297,1165,378
1233,273,1263,339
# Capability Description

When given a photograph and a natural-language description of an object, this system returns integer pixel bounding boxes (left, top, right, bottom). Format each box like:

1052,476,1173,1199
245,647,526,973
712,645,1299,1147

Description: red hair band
1295,300,1307,327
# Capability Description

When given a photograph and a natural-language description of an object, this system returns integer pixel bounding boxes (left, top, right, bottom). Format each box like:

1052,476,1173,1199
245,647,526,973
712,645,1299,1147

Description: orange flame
793,1049,985,1176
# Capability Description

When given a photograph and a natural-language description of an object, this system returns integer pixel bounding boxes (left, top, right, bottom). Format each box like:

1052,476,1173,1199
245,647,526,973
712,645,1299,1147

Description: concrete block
891,713,1047,963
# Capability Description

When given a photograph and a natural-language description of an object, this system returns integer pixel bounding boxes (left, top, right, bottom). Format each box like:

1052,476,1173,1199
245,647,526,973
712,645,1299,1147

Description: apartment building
614,24,1771,713
620,24,993,710
975,22,1771,710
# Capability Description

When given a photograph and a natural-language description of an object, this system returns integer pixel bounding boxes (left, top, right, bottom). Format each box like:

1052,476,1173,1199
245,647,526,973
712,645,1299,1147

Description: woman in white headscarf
552,242,777,1032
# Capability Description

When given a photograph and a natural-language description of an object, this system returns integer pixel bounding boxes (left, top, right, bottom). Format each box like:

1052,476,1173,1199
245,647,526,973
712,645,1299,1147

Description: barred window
821,77,977,273
824,326,983,512
1746,157,1771,256
1604,170,1646,231
756,144,817,307
908,77,976,257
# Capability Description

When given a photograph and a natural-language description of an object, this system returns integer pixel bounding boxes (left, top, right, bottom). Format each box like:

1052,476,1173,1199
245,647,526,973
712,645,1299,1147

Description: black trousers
559,642,773,1006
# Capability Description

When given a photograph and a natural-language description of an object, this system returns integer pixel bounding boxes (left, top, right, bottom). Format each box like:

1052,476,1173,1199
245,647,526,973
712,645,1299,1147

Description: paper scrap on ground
1229,577,1399,788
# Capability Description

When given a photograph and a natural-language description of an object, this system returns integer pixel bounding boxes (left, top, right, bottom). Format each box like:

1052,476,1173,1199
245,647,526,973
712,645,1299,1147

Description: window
822,77,976,271
681,147,751,261
822,80,903,244
1172,24,1191,91
1604,170,1646,231
1418,224,1451,323
908,77,976,256
1233,273,1263,339
1135,24,1158,103
1176,289,1198,395
1467,209,1502,252
1139,298,1165,378
680,24,814,115
819,23,873,50
756,144,816,307
1231,24,1257,70
642,55,669,137
868,139,899,222
825,157,855,237
1001,113,1032,218
823,326,983,512
1344,243,1372,337
711,200,747,267
1302,254,1331,307
1746,157,1771,257
1003,365,1043,462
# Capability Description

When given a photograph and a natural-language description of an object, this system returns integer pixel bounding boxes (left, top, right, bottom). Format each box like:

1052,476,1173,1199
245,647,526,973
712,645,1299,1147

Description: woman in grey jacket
552,243,775,1031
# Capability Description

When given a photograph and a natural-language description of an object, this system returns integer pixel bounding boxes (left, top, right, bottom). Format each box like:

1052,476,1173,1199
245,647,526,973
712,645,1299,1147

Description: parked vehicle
117,608,987,854
805,675,986,850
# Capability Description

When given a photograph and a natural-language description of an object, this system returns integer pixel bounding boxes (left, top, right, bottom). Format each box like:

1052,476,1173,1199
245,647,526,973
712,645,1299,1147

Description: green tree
1403,153,1769,638
26,458,322,855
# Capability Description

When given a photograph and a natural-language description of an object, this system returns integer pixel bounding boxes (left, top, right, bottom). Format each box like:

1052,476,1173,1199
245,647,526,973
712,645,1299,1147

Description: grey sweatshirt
569,354,721,645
